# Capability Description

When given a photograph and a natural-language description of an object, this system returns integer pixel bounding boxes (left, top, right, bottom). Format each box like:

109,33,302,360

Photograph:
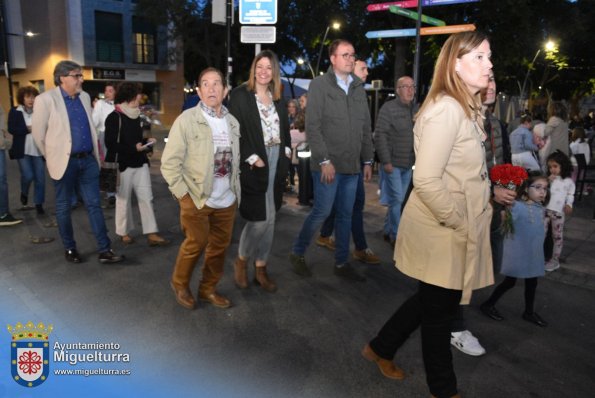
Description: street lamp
297,57,315,79
519,40,556,108
315,21,340,76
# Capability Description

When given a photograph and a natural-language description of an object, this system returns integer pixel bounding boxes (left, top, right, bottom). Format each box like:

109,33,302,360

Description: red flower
489,164,529,236
490,164,528,191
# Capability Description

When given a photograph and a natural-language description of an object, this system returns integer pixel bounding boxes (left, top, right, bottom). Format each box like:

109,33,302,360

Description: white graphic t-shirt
202,107,236,209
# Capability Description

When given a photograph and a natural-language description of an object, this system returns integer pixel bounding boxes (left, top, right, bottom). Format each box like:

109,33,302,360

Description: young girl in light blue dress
480,173,550,327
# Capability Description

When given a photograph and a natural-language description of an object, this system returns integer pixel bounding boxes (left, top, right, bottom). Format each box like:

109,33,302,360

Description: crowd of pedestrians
0,30,593,398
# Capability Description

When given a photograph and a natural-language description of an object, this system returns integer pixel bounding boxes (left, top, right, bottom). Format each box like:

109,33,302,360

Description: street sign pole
413,0,422,103
226,0,232,87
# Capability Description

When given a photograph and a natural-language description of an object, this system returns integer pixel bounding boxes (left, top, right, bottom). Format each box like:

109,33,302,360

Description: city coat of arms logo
7,321,53,387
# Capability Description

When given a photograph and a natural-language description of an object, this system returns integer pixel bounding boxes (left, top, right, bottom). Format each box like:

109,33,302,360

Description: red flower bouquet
490,164,529,236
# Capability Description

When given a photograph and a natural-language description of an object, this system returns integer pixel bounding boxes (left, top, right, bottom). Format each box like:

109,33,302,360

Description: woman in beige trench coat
362,31,494,398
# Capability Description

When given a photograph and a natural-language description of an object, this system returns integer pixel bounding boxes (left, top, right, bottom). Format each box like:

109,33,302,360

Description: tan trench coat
395,95,493,304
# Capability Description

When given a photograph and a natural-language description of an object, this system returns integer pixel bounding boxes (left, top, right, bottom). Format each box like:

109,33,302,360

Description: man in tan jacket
161,68,240,310
32,60,123,264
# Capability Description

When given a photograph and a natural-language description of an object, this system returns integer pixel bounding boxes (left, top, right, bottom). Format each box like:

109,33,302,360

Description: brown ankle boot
254,265,277,293
361,344,405,380
234,257,249,289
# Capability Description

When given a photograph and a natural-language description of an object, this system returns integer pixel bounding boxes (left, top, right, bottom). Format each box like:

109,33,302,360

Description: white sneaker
450,330,486,356
545,259,560,272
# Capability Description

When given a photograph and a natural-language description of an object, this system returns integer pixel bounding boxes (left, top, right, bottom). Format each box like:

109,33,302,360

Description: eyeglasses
529,184,548,192
397,85,416,90
336,53,356,60
65,73,83,79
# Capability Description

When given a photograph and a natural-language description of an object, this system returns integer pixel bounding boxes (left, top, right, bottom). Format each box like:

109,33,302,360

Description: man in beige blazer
32,60,123,264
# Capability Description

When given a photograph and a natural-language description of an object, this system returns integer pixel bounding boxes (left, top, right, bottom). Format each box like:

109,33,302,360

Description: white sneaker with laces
450,330,486,356
545,259,560,272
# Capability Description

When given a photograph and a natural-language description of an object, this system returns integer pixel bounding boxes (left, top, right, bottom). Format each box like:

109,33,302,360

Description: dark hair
328,39,353,58
104,81,117,90
520,114,532,124
53,60,81,86
115,82,143,104
198,67,226,88
518,172,550,205
16,86,40,105
546,150,572,179
246,51,282,100
571,127,586,143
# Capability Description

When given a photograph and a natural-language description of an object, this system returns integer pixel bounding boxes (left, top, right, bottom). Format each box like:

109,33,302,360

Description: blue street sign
366,29,417,39
239,0,277,24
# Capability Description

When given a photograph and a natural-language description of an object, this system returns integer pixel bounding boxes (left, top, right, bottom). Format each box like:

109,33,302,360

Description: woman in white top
8,86,46,214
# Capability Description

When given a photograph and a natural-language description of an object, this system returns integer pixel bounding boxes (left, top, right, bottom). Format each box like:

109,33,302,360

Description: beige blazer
395,95,493,304
32,87,100,180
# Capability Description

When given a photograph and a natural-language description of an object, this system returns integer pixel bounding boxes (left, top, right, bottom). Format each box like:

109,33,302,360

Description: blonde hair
246,50,282,101
417,31,489,120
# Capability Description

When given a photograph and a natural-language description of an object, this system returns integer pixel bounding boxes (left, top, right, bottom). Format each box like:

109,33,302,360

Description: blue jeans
292,171,358,264
0,149,8,215
320,172,367,251
384,166,412,241
53,155,111,252
18,155,46,205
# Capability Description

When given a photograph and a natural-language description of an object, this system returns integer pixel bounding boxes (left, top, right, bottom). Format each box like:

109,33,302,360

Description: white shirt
92,99,115,134
17,105,41,157
569,139,591,166
202,109,236,209
546,176,575,214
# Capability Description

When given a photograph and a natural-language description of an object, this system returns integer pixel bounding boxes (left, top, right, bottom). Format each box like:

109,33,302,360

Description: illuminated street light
315,21,341,76
297,57,315,79
519,39,557,107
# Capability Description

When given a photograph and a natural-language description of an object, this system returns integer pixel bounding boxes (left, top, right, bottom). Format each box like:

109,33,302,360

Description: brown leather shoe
254,265,277,293
361,344,405,380
147,233,170,247
198,291,231,309
234,257,249,289
170,280,196,310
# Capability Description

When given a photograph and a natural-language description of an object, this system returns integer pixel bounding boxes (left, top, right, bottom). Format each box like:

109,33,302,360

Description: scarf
116,102,141,119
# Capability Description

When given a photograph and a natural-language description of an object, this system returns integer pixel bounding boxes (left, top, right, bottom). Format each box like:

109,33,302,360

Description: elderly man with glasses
374,76,417,247
32,60,124,264
289,39,374,281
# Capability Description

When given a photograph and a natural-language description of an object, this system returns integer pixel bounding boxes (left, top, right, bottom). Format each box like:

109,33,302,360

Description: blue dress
500,201,546,278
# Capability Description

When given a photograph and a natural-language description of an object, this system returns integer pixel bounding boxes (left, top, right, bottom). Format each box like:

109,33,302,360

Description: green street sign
388,5,445,26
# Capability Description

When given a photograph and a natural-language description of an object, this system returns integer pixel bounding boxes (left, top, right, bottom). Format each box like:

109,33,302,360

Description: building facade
1,0,183,126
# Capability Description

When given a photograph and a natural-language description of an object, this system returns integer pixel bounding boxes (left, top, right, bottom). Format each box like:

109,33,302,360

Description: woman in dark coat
228,50,291,292
104,82,169,247
7,86,45,214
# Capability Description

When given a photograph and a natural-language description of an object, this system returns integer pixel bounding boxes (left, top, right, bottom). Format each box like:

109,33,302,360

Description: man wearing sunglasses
289,39,374,281
32,60,124,264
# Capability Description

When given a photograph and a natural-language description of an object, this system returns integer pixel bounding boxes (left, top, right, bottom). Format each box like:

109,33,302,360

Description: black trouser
369,281,462,398
483,276,538,314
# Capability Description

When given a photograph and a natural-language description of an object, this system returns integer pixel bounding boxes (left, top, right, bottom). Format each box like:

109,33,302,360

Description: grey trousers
238,145,279,264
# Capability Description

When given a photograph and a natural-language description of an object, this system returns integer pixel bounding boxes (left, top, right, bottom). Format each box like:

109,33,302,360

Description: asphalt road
1,135,594,398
